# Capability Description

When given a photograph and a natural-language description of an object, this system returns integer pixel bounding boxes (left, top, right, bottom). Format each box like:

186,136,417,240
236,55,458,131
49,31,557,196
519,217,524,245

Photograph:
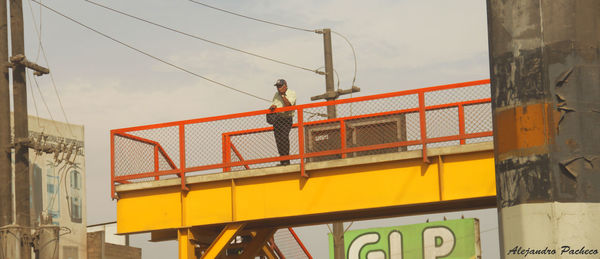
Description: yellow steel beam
201,223,246,259
117,143,495,234
117,186,182,233
151,229,177,242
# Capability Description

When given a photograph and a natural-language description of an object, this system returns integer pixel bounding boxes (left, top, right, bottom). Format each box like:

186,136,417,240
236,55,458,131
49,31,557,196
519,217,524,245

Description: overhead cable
31,0,271,103
26,71,43,130
29,70,64,136
27,0,75,137
332,30,358,88
33,0,43,62
187,0,316,33
85,0,322,75
185,1,358,88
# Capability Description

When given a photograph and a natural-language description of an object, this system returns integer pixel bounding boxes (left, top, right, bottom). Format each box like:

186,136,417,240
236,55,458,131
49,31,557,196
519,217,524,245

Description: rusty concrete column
487,0,600,257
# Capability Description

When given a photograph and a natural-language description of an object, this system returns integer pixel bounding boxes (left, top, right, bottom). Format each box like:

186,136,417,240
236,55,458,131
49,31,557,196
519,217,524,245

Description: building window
46,164,60,225
69,170,82,223
70,170,81,190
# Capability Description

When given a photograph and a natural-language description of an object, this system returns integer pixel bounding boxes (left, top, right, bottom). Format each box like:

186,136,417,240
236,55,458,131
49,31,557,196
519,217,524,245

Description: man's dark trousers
273,116,293,165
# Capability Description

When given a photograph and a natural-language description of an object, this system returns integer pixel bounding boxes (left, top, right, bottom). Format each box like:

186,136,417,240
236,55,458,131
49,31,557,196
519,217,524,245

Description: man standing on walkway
269,79,296,165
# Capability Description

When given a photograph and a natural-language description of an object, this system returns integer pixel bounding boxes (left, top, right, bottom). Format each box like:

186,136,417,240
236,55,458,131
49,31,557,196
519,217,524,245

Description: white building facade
10,114,86,259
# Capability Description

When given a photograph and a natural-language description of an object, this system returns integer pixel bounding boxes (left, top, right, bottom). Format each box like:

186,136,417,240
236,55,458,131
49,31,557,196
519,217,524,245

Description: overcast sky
18,0,494,257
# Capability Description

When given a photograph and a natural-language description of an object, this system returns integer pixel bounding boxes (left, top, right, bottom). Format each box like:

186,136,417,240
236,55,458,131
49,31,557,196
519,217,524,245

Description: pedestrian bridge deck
115,141,495,235
110,79,496,258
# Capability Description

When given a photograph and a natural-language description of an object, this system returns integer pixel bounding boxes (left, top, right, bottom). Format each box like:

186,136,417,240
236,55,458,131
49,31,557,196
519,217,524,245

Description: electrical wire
84,0,322,75
316,66,340,91
34,0,43,62
187,0,316,33
26,70,44,133
44,162,68,213
31,0,271,103
331,31,359,116
185,1,359,89
63,152,80,221
331,31,358,88
26,0,75,138
44,151,81,214
30,71,64,136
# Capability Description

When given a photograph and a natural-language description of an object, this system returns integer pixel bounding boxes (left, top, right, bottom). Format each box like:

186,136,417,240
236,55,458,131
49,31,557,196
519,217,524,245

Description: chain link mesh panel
465,102,493,144
304,120,342,162
112,81,493,183
425,83,490,106
465,103,493,134
113,126,180,183
113,135,154,177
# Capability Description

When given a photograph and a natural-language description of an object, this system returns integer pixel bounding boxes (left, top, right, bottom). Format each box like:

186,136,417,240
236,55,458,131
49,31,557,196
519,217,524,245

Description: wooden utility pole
10,0,31,257
332,222,345,259
0,0,13,230
311,28,360,259
323,28,336,118
324,29,345,259
311,29,360,105
0,0,50,257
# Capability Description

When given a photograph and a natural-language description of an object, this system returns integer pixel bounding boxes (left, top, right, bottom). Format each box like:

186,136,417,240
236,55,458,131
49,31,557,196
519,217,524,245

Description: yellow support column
237,228,277,259
201,223,246,259
261,245,277,259
178,228,197,259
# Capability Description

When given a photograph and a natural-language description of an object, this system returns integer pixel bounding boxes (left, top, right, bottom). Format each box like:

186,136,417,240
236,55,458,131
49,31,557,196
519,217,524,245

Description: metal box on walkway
304,114,407,162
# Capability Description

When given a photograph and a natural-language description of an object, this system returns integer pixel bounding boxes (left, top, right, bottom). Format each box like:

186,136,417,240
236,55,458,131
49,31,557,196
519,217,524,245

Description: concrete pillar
0,225,19,259
487,0,600,258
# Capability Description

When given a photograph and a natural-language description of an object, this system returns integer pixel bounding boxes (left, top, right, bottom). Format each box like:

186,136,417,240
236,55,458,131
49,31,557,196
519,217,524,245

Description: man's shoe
280,161,290,166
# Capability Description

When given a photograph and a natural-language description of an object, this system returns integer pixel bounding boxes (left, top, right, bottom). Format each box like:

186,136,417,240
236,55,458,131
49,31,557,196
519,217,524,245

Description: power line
185,1,360,90
26,71,43,131
30,70,64,136
187,0,316,33
31,0,271,103
26,0,75,137
186,1,361,91
331,31,358,88
84,0,323,75
33,0,43,62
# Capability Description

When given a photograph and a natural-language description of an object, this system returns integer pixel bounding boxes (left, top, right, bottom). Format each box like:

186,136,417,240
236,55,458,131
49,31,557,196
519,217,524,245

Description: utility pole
487,0,600,257
0,0,13,230
323,28,336,118
10,0,31,257
0,0,51,257
311,29,360,105
311,28,359,259
0,0,16,256
332,223,345,259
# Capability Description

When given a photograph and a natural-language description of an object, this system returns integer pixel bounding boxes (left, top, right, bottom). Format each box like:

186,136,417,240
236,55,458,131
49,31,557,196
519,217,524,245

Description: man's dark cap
274,79,286,87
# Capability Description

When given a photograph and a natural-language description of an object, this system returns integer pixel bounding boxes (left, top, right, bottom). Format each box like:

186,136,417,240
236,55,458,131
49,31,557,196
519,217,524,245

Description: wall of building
87,231,104,259
87,230,141,259
88,222,127,246
11,113,87,259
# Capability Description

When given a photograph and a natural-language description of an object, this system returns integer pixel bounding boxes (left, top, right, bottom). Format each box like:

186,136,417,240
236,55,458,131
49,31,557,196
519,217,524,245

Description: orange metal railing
110,79,492,198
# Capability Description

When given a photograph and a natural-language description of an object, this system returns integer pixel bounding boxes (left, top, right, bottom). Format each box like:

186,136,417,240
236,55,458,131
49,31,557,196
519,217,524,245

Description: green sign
329,218,481,259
